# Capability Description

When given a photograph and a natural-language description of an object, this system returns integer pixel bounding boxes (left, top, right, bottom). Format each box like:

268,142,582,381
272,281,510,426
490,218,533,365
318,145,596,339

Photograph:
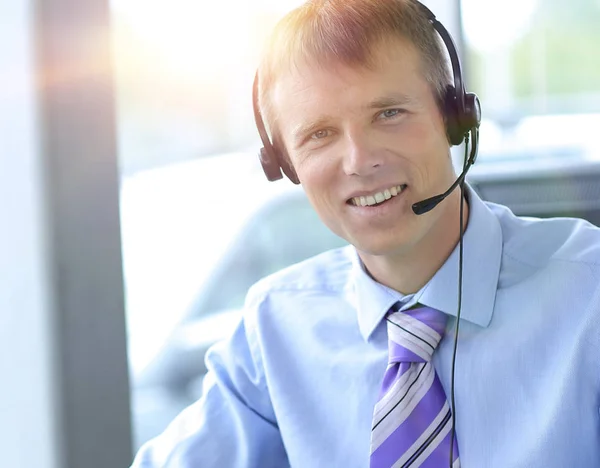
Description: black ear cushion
444,85,464,146
259,147,283,181
463,93,482,132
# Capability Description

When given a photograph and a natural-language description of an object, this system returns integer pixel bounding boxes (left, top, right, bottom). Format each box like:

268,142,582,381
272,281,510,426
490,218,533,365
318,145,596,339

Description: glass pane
461,0,600,163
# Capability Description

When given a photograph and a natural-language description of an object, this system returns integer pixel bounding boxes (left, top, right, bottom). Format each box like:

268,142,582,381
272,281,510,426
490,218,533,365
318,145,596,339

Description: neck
358,188,469,295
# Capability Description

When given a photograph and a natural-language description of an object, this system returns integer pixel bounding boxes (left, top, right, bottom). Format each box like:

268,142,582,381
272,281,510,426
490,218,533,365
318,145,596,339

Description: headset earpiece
443,85,462,146
444,86,482,146
259,147,284,182
253,74,301,184
258,142,300,184
462,92,482,138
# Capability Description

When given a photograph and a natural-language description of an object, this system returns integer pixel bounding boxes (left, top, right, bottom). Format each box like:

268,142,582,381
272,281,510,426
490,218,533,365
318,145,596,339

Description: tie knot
386,304,447,363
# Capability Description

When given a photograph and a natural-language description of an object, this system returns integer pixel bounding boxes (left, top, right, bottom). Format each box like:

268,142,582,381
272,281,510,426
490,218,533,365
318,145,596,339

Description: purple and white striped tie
370,304,460,468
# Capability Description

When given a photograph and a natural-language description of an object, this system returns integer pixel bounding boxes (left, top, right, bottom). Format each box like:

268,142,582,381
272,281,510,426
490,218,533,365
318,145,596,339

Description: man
131,0,600,466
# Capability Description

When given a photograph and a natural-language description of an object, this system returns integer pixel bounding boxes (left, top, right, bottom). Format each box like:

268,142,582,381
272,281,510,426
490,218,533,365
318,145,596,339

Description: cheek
303,185,341,235
301,170,335,207
401,120,450,165
292,147,338,186
400,116,445,149
296,157,342,214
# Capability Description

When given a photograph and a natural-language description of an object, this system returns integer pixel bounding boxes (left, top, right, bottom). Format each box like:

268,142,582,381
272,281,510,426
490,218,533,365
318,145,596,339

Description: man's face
271,38,458,259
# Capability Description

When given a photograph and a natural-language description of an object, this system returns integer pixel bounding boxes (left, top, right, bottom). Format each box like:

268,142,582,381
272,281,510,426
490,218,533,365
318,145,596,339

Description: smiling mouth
348,184,407,207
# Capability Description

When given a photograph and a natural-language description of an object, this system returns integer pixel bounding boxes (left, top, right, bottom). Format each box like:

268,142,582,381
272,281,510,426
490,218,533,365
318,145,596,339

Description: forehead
270,37,429,125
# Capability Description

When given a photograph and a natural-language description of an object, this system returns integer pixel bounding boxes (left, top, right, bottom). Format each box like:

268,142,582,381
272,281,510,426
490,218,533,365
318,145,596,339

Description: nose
342,130,385,177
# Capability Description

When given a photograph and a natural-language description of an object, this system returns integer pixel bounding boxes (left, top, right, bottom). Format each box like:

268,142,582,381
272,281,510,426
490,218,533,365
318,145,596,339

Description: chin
351,235,413,258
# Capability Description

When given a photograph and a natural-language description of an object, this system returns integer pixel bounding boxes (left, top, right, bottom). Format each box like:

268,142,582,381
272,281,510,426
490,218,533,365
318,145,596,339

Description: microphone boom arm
412,128,478,216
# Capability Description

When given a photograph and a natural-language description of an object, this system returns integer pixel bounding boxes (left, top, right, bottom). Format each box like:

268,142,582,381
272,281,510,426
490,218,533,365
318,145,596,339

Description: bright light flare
462,0,539,52
111,0,254,76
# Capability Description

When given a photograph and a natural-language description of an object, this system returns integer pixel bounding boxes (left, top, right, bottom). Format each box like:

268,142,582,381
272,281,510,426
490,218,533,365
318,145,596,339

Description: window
461,0,600,163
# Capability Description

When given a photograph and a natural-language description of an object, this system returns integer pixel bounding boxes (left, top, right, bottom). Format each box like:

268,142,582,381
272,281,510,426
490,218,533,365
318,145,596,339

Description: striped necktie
370,303,460,468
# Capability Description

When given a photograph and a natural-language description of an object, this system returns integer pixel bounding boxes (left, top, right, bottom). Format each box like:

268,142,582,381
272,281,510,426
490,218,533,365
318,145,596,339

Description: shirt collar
353,184,503,341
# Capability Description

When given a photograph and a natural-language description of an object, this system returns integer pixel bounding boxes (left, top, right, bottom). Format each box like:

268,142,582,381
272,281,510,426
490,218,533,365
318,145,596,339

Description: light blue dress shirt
131,186,600,467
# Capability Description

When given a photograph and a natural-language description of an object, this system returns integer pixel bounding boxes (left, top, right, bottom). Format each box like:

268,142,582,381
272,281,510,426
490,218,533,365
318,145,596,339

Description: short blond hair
257,0,453,142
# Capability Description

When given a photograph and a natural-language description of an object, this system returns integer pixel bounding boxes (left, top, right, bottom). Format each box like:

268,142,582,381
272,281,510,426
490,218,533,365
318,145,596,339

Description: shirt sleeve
130,292,288,468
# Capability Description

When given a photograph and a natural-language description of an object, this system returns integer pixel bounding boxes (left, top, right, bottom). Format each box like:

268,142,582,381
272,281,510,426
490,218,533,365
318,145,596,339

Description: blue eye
380,109,403,119
311,129,329,139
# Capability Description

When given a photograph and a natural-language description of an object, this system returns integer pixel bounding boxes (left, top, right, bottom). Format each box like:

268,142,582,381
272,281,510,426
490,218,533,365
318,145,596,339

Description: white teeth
351,185,405,206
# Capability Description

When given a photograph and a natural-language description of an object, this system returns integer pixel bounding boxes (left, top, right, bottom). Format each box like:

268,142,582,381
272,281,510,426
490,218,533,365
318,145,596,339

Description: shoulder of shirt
484,200,600,277
244,245,354,306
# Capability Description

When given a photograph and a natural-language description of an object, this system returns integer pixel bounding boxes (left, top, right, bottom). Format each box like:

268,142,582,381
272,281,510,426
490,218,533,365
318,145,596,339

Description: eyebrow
366,93,417,109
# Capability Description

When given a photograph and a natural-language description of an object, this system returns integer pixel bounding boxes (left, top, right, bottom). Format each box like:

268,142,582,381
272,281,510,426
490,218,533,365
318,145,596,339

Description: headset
252,0,481,216
252,2,481,466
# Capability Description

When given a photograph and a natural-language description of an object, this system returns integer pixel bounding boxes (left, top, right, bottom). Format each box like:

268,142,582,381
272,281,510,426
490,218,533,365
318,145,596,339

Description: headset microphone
409,0,481,216
412,127,479,215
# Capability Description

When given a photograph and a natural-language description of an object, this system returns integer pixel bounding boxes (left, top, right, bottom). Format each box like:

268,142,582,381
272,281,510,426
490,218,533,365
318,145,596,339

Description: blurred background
111,0,600,448
1,0,599,466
